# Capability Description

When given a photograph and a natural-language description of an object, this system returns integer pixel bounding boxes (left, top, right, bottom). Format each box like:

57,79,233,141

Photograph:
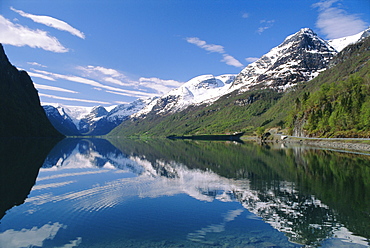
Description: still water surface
0,138,369,248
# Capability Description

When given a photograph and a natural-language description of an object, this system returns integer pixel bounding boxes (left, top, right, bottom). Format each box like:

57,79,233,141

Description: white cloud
28,71,56,81
76,65,124,77
106,90,157,98
28,62,47,67
34,83,78,94
313,0,368,39
186,37,243,68
83,65,121,77
33,66,183,100
257,20,275,34
0,15,68,52
11,7,85,39
186,37,225,53
221,54,243,67
33,69,130,93
242,13,249,18
245,57,259,63
77,65,183,96
39,93,110,104
114,101,131,105
76,65,135,87
139,77,184,95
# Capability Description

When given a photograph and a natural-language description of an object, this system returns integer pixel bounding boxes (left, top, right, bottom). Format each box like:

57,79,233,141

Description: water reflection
110,138,370,247
0,138,59,219
0,138,369,247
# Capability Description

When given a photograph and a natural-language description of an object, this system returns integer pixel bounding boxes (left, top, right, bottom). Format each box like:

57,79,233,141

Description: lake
0,138,369,248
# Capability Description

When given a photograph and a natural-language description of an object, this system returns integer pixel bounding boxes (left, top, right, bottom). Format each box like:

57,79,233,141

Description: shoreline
243,136,370,154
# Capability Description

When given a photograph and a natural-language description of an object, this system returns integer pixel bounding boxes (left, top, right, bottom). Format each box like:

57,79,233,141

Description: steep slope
43,105,82,136
230,28,337,92
79,106,109,134
0,44,63,137
288,36,370,137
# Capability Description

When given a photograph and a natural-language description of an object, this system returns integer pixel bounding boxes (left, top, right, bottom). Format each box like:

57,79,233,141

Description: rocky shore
246,136,370,154
298,139,370,154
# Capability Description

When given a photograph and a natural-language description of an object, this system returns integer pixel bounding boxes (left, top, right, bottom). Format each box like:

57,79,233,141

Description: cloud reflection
187,209,244,243
0,222,66,248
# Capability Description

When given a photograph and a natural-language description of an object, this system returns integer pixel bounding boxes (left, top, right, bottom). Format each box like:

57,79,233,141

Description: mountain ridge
108,29,370,137
44,97,156,136
0,44,63,137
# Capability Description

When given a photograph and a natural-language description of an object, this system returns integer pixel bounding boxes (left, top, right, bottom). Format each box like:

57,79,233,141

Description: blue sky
1,0,369,107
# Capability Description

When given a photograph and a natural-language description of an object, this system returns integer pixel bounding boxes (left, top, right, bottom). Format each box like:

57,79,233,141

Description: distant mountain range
43,98,155,136
42,27,370,137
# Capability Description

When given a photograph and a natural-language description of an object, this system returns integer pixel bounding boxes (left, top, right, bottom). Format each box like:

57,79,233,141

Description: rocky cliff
0,44,63,137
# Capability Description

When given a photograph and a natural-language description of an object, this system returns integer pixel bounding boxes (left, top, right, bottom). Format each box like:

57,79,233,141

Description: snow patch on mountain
44,97,156,135
108,97,156,121
328,28,370,52
229,28,337,93
47,103,93,128
132,74,235,118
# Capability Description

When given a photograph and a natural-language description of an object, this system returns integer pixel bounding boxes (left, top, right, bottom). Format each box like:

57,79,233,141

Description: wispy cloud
28,71,56,81
245,57,259,63
34,83,78,94
0,222,67,248
33,68,182,99
313,0,368,39
27,62,47,67
106,90,156,98
242,13,249,19
221,54,243,67
185,37,243,68
11,7,85,39
139,77,184,95
76,65,135,87
257,20,275,34
39,93,110,104
186,37,225,53
33,69,109,89
77,65,183,96
0,15,68,52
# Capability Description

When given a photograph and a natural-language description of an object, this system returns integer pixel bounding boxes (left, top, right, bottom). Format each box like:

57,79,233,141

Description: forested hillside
288,36,370,137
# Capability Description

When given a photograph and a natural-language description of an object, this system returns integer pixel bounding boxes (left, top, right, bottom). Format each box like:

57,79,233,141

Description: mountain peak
229,28,337,92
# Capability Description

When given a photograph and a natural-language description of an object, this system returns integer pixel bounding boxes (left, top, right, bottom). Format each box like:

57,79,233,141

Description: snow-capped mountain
45,27,369,134
132,74,235,118
230,28,337,93
130,28,342,120
43,97,156,136
43,105,82,136
328,27,370,52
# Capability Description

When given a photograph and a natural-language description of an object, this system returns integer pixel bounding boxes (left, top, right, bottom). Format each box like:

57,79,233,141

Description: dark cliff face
0,44,63,137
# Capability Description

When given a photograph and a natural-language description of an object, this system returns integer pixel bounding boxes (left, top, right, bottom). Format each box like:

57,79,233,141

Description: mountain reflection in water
0,138,369,248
